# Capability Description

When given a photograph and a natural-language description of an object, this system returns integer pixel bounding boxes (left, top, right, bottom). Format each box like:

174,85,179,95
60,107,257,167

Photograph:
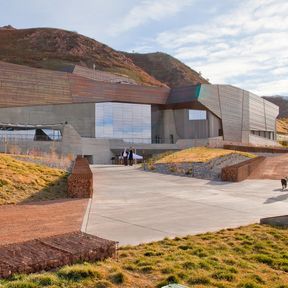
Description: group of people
121,147,134,166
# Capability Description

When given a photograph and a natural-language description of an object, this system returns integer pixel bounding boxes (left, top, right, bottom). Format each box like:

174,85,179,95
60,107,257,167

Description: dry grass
0,153,68,205
2,224,288,287
155,147,255,164
277,118,288,135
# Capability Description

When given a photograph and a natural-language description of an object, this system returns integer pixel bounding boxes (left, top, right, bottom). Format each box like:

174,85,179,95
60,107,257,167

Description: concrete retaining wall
221,156,265,182
68,156,93,198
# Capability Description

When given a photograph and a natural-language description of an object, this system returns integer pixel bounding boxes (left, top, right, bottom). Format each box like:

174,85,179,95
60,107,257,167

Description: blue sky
1,0,287,95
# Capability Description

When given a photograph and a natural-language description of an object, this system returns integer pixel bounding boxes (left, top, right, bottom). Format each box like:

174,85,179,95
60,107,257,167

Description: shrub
28,274,58,286
178,245,192,250
237,282,260,288
157,275,179,287
57,264,101,281
5,281,37,288
109,272,125,284
94,280,112,288
140,266,154,273
182,261,197,269
212,271,235,282
188,276,211,285
254,254,273,266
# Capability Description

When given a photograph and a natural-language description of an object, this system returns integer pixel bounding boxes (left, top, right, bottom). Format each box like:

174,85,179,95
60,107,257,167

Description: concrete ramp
248,153,288,180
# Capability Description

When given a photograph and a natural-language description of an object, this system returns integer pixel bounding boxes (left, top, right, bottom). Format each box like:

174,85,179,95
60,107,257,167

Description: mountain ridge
0,26,206,88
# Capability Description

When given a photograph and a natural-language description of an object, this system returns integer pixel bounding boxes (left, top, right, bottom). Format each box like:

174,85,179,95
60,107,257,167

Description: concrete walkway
0,199,88,245
83,165,288,246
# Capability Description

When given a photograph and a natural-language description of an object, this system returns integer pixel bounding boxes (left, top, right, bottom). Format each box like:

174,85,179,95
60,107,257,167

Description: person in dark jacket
128,147,134,166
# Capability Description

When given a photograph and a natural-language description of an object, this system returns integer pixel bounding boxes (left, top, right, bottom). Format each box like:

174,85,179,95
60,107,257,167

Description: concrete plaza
82,165,288,246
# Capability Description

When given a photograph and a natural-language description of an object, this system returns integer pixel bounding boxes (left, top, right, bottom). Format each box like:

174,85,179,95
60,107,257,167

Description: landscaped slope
1,224,288,287
155,147,255,164
0,26,165,87
0,154,68,204
124,52,209,87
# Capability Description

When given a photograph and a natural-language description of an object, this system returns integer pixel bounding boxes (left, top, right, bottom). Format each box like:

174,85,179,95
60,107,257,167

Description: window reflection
189,109,207,120
95,102,151,143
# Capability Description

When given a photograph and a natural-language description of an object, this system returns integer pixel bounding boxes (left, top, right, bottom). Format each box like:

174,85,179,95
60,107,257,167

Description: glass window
189,109,207,120
95,102,151,143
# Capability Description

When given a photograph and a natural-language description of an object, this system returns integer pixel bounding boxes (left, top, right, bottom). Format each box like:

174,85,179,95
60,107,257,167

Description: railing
0,134,62,142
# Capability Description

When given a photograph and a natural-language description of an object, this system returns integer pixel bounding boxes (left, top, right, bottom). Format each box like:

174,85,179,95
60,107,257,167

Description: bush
5,281,37,288
109,272,125,284
182,261,197,269
156,275,180,288
94,280,112,288
212,271,235,282
188,276,211,285
254,254,274,265
57,264,101,281
237,282,260,288
28,274,58,286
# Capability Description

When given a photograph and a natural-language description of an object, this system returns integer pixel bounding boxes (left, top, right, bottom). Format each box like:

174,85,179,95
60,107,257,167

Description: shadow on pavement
264,193,288,204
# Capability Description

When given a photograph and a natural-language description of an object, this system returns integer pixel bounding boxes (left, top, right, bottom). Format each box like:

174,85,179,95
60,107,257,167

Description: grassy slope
2,224,288,287
0,154,68,204
154,147,255,164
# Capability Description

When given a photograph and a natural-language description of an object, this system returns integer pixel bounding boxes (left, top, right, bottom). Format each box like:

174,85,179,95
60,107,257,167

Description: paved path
249,153,288,179
0,199,88,245
83,165,288,246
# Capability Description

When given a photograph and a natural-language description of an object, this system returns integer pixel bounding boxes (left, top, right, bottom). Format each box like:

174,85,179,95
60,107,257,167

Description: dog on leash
281,177,288,191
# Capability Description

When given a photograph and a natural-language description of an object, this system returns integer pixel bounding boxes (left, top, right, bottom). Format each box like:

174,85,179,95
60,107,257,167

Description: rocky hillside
124,52,209,87
0,26,207,88
0,26,165,87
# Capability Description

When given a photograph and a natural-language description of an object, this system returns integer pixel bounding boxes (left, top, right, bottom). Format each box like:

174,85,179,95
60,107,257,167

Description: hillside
0,26,209,88
0,154,67,204
0,26,165,87
124,52,209,87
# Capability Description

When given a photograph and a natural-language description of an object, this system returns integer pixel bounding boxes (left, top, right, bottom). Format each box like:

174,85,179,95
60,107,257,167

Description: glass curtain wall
95,102,151,143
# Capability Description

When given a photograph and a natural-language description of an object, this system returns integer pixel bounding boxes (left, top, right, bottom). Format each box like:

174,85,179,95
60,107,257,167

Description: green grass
1,224,288,287
0,153,68,204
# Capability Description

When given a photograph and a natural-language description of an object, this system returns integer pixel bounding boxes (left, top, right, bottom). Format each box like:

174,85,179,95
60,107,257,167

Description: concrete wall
208,112,222,138
249,134,281,147
81,138,113,164
249,92,278,136
198,84,278,144
152,107,221,142
0,103,96,138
